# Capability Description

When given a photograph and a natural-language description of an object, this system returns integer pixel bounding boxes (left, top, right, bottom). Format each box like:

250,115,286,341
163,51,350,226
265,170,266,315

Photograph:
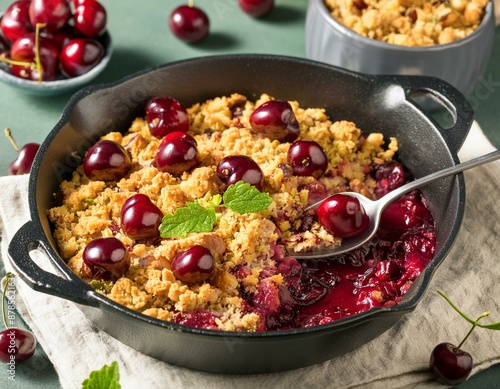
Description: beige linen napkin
1,122,500,389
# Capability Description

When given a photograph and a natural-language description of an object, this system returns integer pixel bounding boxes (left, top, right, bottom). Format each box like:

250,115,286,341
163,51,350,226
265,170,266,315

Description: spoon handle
381,149,500,205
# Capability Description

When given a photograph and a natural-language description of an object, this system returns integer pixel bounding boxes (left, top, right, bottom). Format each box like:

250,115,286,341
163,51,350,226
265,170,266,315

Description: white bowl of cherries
0,0,111,95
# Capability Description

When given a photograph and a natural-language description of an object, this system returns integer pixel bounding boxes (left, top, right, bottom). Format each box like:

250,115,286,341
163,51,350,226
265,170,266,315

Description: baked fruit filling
47,93,436,331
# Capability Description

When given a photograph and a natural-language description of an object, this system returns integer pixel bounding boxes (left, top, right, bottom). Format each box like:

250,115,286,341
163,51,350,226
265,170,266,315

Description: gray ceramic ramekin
306,0,496,99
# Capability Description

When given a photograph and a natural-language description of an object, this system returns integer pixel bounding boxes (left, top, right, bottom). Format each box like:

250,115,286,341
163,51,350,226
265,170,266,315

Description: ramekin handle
7,221,97,307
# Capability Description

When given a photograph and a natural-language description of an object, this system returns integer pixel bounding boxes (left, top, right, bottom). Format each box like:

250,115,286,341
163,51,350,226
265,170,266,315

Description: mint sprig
223,181,273,214
158,181,272,238
159,201,217,238
82,361,120,389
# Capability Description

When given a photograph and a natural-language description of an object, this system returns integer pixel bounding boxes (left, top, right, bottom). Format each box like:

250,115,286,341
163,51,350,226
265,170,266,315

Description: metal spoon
287,149,500,260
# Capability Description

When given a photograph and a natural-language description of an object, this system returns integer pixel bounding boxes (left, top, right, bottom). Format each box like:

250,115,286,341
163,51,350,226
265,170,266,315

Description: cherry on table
0,0,33,43
145,96,190,138
59,38,105,78
429,342,473,385
288,139,328,179
5,128,40,175
238,0,274,18
216,155,264,191
171,245,215,284
316,193,370,238
169,3,210,43
82,237,130,280
0,273,36,364
120,194,163,240
249,100,299,142
0,328,36,364
83,139,132,181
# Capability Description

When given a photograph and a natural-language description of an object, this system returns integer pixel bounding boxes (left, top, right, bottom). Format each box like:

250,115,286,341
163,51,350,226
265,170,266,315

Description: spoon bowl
289,148,500,260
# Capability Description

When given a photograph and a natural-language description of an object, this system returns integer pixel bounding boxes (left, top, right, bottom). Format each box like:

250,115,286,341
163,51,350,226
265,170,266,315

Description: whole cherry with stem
0,273,36,364
5,128,40,175
429,290,500,385
169,0,209,43
0,22,56,82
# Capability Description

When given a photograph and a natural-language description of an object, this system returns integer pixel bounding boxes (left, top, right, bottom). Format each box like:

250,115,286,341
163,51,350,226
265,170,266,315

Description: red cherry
0,273,36,364
216,155,264,191
250,100,299,142
154,134,199,175
82,237,130,280
0,328,36,364
73,1,107,37
0,0,33,43
287,140,328,178
145,96,190,138
169,5,209,43
29,0,72,32
8,143,40,175
430,342,473,385
83,140,131,181
59,38,104,78
171,245,215,284
379,191,430,237
40,24,75,50
238,0,274,17
316,194,370,238
120,194,163,240
163,131,197,146
5,128,40,175
9,33,60,81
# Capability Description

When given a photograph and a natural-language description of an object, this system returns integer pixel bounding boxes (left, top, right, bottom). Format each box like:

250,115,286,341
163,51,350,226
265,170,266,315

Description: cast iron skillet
8,55,473,374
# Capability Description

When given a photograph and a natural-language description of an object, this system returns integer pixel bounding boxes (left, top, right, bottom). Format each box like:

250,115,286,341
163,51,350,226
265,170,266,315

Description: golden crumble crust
324,0,489,46
48,93,398,331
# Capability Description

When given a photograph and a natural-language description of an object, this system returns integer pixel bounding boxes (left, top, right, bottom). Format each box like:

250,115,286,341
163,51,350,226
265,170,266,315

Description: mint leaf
82,361,120,389
223,181,273,214
159,201,216,238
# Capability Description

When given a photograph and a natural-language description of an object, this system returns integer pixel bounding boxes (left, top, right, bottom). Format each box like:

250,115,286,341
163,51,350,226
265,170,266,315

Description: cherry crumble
47,93,435,332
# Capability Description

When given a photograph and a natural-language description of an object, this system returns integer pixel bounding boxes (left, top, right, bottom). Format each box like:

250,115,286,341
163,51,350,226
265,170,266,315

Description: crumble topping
48,93,413,332
324,0,489,46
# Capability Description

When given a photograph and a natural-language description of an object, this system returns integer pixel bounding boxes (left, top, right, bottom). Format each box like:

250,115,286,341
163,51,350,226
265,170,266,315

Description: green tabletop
0,1,499,387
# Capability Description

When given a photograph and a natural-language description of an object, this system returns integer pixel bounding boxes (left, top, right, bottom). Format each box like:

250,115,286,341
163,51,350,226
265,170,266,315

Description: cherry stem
34,23,47,83
188,0,194,7
0,53,33,69
1,272,15,329
4,128,20,152
456,311,491,351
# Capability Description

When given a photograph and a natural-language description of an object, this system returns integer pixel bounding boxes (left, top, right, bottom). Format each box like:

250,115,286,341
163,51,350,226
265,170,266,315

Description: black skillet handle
8,221,97,307
384,74,474,156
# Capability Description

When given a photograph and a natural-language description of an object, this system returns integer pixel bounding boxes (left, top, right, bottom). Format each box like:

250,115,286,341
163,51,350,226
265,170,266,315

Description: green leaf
159,201,217,238
82,361,120,389
223,181,273,214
